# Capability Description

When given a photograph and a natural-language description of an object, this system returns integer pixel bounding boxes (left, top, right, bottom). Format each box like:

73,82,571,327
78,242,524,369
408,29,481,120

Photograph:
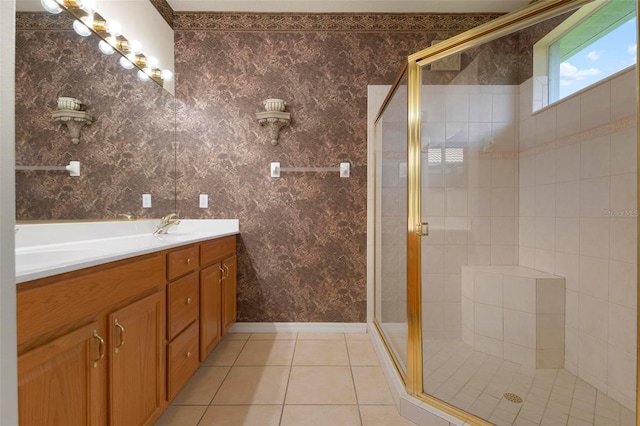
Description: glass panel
418,4,638,425
375,72,408,375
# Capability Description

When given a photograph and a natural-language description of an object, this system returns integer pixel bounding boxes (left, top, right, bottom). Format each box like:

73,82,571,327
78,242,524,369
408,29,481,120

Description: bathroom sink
15,219,239,283
16,247,106,269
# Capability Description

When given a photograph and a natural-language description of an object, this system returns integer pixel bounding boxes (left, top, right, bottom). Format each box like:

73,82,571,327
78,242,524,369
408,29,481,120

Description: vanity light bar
41,0,172,86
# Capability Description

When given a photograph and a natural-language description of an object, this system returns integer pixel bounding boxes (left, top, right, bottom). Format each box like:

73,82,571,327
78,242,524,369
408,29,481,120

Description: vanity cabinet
109,292,165,425
17,253,166,426
221,254,237,335
199,236,236,360
165,247,200,400
17,234,238,425
18,321,106,426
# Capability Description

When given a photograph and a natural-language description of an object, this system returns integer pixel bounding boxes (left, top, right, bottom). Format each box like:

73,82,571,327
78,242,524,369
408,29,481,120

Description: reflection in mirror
15,11,176,221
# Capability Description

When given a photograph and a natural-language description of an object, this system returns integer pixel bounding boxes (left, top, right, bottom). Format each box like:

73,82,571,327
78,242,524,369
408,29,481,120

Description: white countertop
15,219,239,284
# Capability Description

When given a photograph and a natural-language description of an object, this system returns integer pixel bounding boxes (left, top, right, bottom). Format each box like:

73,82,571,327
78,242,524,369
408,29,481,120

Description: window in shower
548,0,637,103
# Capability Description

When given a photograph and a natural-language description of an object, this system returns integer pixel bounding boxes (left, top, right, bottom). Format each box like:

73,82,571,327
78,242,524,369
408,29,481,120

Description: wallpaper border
173,12,503,32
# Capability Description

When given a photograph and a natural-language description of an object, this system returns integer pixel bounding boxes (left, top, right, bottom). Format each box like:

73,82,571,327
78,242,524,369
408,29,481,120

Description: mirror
14,9,176,221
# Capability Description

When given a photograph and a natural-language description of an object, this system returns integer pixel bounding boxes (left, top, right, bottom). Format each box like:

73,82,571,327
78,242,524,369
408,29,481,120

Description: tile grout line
277,333,300,425
194,335,250,425
345,335,365,426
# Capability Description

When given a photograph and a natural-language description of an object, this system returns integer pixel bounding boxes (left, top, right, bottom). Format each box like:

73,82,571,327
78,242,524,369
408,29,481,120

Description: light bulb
105,19,122,36
128,40,142,54
161,69,173,81
40,0,62,13
80,0,97,13
119,55,134,70
98,40,115,55
146,56,159,69
73,19,92,37
137,70,150,82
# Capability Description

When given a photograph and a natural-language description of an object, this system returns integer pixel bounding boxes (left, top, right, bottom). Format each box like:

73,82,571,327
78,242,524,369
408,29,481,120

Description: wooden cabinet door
199,264,222,361
18,321,107,426
222,255,237,334
109,292,165,426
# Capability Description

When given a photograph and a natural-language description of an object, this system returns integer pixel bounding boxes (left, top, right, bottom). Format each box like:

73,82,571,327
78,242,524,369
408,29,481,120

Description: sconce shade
53,97,93,144
256,99,290,145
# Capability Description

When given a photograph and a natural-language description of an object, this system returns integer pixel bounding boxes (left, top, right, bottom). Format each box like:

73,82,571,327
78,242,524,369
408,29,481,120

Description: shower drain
503,393,523,404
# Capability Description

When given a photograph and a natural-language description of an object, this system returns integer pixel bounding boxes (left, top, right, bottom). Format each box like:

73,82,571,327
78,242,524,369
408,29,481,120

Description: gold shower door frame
374,0,639,425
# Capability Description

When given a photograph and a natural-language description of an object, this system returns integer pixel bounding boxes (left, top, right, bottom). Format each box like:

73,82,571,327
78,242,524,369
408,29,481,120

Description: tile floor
380,324,636,426
155,332,417,426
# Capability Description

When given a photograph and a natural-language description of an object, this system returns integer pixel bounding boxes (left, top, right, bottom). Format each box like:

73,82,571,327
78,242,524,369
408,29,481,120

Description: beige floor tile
248,332,297,340
293,340,350,366
198,405,282,426
154,405,207,426
202,340,246,366
281,405,361,426
347,340,379,366
235,340,296,366
297,332,345,340
212,366,290,405
223,332,251,341
345,333,371,340
359,405,417,426
172,366,230,405
352,366,394,405
286,366,357,405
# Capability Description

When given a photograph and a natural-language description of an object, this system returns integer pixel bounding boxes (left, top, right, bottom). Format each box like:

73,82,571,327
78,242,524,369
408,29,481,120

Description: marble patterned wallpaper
15,13,175,221
173,12,502,322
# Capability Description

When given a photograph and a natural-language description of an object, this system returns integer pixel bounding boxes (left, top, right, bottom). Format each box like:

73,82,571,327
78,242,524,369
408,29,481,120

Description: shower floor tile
378,324,635,426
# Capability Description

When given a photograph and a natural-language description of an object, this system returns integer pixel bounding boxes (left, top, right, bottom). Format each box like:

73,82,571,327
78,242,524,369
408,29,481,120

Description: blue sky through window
559,17,637,98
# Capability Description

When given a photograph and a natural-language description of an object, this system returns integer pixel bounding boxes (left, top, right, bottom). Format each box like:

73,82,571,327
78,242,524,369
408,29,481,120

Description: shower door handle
416,222,429,236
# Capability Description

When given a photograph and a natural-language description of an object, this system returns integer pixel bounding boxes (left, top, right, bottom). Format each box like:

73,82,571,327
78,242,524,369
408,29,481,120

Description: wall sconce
52,97,93,144
255,99,291,145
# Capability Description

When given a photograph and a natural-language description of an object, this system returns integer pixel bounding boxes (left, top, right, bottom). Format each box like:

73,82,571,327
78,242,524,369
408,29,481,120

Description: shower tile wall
421,84,519,339
518,67,638,410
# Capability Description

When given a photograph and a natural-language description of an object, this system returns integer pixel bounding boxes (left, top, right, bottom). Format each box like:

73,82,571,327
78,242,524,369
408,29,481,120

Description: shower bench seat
461,265,565,369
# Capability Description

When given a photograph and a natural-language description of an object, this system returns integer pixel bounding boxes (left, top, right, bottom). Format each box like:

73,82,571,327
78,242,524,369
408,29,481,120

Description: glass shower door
374,72,409,376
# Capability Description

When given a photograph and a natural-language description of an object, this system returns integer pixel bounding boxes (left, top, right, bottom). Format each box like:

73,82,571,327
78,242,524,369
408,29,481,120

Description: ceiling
16,0,531,13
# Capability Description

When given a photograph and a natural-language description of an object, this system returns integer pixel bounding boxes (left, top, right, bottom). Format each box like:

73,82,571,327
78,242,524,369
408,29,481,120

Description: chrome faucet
154,213,181,235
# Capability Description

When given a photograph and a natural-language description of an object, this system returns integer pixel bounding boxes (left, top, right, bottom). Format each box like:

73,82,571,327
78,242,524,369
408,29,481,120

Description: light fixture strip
49,1,167,86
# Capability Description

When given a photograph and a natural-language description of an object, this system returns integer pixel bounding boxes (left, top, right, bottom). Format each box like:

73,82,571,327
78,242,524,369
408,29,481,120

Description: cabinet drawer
167,321,199,400
200,236,236,267
167,245,199,281
168,273,199,340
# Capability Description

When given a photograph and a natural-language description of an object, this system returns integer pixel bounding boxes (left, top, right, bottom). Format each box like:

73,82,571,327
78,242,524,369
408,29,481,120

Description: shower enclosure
372,0,639,425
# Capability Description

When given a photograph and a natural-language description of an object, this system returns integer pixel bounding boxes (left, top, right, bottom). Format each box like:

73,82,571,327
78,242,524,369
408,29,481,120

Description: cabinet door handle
222,264,229,278
114,319,125,353
186,297,192,305
92,330,105,368
219,266,225,282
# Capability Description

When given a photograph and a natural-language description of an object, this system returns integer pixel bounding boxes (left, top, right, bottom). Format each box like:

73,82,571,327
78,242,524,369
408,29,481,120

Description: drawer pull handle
186,258,191,265
92,330,105,368
186,297,192,304
114,319,125,354
186,351,191,358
